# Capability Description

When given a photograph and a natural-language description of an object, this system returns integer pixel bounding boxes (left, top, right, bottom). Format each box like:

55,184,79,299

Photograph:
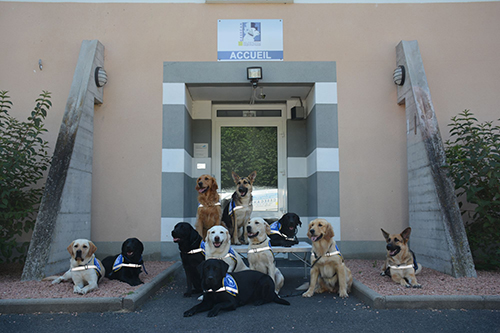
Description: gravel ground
347,259,500,296
0,261,174,299
1,260,499,299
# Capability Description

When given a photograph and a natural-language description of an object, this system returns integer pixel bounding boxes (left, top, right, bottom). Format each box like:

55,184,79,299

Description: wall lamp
247,67,262,87
393,65,405,86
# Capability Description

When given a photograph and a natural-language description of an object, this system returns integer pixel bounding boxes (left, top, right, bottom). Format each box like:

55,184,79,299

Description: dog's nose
310,229,315,235
198,182,203,187
214,236,220,242
247,226,252,232
75,249,82,259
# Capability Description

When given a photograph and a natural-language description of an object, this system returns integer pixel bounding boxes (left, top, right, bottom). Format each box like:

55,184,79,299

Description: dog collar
71,256,103,279
389,264,415,270
205,274,238,296
198,202,221,208
112,254,148,274
248,246,272,254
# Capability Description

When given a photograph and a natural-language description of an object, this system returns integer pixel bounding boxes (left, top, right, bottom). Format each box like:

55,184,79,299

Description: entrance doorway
212,104,287,219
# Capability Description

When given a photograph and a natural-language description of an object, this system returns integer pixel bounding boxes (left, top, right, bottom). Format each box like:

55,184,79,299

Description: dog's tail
295,281,309,291
42,275,59,281
274,294,290,306
415,263,423,275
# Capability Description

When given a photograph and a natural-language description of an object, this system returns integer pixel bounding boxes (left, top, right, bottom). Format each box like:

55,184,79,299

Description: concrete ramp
395,40,476,278
22,40,106,280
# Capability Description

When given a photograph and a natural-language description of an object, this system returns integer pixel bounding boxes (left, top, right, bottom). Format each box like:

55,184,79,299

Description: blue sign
218,19,283,61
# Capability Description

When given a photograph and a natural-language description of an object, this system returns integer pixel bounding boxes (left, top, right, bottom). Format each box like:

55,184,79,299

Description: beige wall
1,2,499,244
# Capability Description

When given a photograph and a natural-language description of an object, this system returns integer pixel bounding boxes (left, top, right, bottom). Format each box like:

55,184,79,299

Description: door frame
212,103,287,219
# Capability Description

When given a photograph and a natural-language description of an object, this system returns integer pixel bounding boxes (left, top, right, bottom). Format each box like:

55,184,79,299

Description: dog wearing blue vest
204,225,248,273
221,171,257,245
183,259,290,317
246,217,284,293
381,227,422,288
269,212,302,247
102,237,146,286
46,239,105,295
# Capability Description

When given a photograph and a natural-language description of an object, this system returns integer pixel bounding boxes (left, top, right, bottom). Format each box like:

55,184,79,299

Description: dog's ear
67,241,75,256
197,260,206,277
325,223,334,240
88,241,98,256
247,171,257,184
381,229,390,241
296,215,302,227
219,259,229,275
307,222,313,239
401,227,412,242
231,171,240,184
212,177,218,191
265,222,271,236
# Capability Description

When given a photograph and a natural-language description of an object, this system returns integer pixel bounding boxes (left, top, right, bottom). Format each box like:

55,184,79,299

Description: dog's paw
302,290,314,298
183,310,195,317
412,284,422,288
380,272,386,276
73,285,85,294
338,291,349,298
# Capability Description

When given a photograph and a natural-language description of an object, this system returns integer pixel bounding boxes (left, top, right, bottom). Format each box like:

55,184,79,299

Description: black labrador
184,259,290,317
269,213,302,247
171,222,205,297
102,237,145,286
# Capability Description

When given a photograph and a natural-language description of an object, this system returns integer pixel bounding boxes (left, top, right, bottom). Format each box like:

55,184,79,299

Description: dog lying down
381,227,422,288
45,239,105,295
102,237,146,286
183,259,290,317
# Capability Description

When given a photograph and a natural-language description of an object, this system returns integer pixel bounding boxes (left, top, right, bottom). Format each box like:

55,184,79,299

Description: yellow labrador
48,239,105,295
204,225,248,273
246,217,284,293
302,219,352,298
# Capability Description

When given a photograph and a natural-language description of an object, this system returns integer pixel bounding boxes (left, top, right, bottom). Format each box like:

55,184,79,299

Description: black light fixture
393,65,405,86
247,67,262,87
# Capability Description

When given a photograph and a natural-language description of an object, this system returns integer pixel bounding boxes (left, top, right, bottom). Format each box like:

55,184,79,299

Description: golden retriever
195,174,223,239
381,227,422,288
204,225,248,273
47,239,105,295
302,219,352,298
246,217,284,293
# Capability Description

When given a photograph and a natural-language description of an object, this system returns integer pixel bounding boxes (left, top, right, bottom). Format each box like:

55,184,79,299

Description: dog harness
269,221,297,241
248,240,274,255
311,243,344,269
112,254,149,275
71,256,103,279
227,199,244,216
187,240,205,255
205,273,239,296
388,250,419,273
198,201,221,208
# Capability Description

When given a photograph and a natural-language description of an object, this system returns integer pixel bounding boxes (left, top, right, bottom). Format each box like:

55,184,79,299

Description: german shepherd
381,227,422,288
221,171,257,245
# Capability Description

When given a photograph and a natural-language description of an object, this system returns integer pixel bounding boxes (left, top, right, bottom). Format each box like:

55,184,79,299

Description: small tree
0,90,52,263
444,110,500,270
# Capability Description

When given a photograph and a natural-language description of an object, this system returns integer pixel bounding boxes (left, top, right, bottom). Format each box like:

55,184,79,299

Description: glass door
213,104,287,219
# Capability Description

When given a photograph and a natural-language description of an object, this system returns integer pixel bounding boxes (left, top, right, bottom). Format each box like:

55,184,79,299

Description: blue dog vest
222,273,238,296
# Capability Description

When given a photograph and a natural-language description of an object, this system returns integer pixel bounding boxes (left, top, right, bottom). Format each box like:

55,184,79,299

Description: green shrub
0,90,52,263
444,110,500,270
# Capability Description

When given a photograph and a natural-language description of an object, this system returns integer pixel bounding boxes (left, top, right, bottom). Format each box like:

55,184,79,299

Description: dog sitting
195,174,223,239
381,227,422,288
183,259,290,317
171,222,205,297
46,239,105,295
269,212,302,247
302,219,352,298
204,225,248,273
246,217,284,293
221,171,257,245
102,237,146,286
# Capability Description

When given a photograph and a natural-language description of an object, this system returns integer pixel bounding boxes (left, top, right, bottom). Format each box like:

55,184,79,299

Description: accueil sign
217,19,283,61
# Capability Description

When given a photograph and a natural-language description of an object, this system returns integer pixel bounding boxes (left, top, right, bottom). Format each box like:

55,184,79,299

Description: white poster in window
217,19,283,61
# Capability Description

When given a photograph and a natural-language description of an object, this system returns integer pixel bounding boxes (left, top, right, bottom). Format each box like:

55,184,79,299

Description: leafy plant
0,90,52,263
444,110,500,270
